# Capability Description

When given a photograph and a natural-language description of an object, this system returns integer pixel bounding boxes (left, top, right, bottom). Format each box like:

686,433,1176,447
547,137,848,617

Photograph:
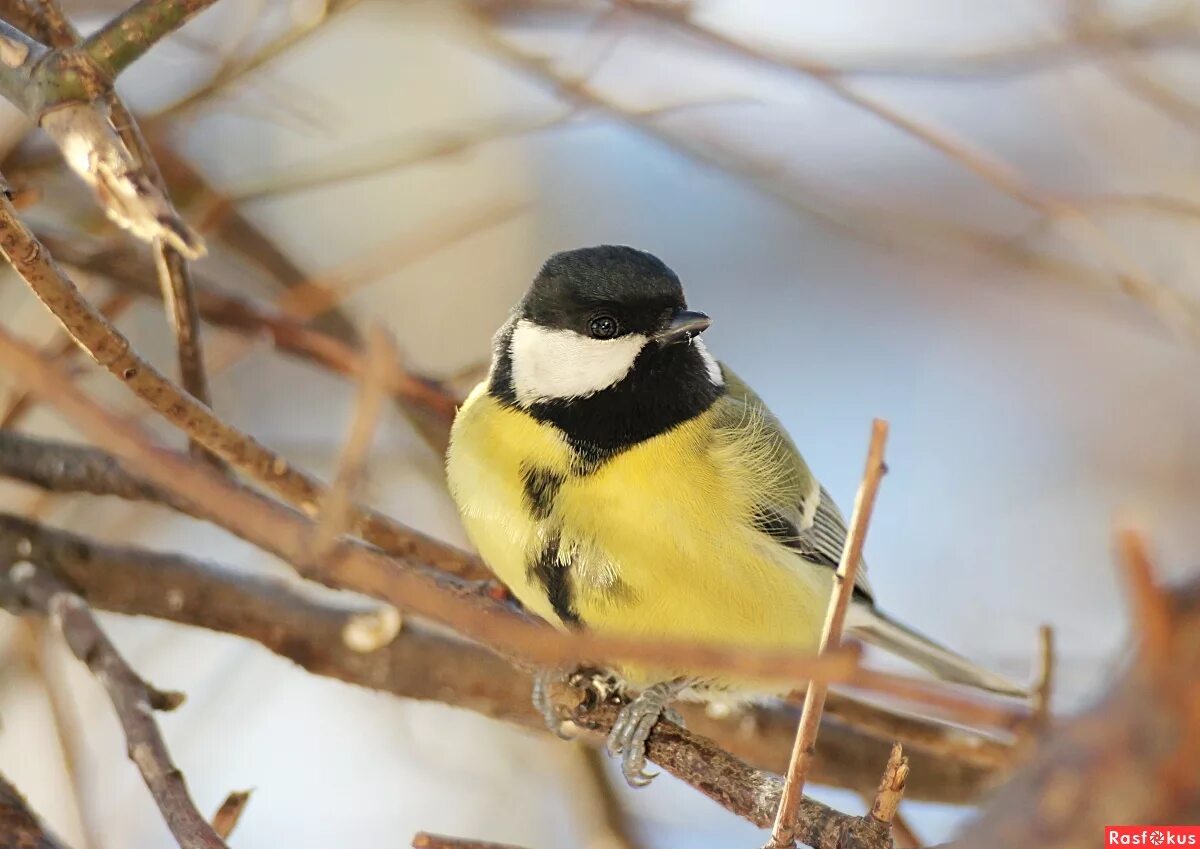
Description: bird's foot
532,668,576,740
532,667,619,740
605,679,688,788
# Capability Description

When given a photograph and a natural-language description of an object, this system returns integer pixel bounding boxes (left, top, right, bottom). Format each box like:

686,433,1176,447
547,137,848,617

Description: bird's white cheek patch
509,319,647,403
692,338,724,387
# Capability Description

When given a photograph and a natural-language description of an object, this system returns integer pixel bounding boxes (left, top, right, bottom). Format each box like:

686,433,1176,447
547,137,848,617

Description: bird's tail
846,603,1027,698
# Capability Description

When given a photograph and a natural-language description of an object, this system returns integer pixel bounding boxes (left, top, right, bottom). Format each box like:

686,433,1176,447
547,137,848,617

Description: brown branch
82,0,223,80
555,682,890,847
0,769,75,849
30,0,218,462
147,141,361,346
0,188,486,577
771,420,889,848
413,834,531,849
0,509,1005,805
572,746,644,849
1028,624,1055,731
18,620,104,849
309,326,397,560
823,692,1010,770
0,287,134,430
36,233,461,454
0,562,229,849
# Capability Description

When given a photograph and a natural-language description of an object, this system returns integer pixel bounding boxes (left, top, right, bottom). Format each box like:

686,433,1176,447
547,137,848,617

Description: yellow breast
446,383,833,688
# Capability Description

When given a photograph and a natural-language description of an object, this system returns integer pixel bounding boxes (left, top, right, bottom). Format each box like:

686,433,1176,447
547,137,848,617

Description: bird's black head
489,245,724,463
520,245,692,339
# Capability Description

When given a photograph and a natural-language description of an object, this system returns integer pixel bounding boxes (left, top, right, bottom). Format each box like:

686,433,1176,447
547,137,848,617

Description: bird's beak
653,310,711,346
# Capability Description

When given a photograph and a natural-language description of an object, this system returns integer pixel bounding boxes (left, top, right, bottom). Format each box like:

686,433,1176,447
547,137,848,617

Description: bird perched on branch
446,245,1023,786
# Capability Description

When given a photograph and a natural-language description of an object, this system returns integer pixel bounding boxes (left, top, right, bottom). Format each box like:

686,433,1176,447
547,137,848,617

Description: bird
445,244,1024,786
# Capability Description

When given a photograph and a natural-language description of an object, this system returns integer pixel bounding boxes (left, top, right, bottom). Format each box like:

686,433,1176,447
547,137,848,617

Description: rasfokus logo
1107,826,1200,845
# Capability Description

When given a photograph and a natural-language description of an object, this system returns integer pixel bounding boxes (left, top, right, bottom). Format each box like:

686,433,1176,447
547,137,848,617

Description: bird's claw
605,680,686,787
532,668,576,740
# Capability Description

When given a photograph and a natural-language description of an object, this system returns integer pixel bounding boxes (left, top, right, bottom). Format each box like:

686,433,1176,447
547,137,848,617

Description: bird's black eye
588,314,620,339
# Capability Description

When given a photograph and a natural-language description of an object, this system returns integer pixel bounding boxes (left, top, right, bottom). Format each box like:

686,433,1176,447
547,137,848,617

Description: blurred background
2,0,1200,846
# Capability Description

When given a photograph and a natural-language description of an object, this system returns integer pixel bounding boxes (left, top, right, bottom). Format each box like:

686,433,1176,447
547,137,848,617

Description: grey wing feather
714,364,872,599
799,486,874,600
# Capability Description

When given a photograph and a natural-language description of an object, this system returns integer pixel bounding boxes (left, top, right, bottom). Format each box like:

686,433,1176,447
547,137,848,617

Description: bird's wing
712,364,874,601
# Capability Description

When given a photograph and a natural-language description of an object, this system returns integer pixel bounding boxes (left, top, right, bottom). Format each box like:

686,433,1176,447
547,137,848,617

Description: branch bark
23,0,218,461
0,562,229,849
0,770,74,849
82,0,221,80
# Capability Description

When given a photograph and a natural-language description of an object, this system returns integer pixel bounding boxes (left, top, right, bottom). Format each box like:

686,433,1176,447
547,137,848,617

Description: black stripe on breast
520,463,563,520
528,536,581,627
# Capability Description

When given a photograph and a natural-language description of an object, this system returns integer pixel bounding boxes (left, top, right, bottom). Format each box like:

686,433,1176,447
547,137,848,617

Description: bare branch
0,562,229,849
0,770,75,849
771,420,889,848
36,233,461,454
309,326,398,561
0,189,485,577
82,0,223,80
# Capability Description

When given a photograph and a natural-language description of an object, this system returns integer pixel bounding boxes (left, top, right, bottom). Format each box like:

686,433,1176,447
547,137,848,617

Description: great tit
446,245,1023,786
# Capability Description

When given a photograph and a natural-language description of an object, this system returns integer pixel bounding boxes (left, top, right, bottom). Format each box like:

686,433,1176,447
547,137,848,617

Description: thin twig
1114,523,1173,671
309,326,398,561
37,233,460,452
19,621,103,849
825,692,1011,770
770,420,889,849
0,562,228,849
412,834,531,849
0,287,134,430
0,186,491,577
1030,624,1055,729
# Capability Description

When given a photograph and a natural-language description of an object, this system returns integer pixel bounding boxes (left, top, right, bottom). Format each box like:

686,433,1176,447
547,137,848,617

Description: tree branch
0,770,75,849
82,0,222,80
26,0,218,461
0,562,229,849
0,188,481,577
